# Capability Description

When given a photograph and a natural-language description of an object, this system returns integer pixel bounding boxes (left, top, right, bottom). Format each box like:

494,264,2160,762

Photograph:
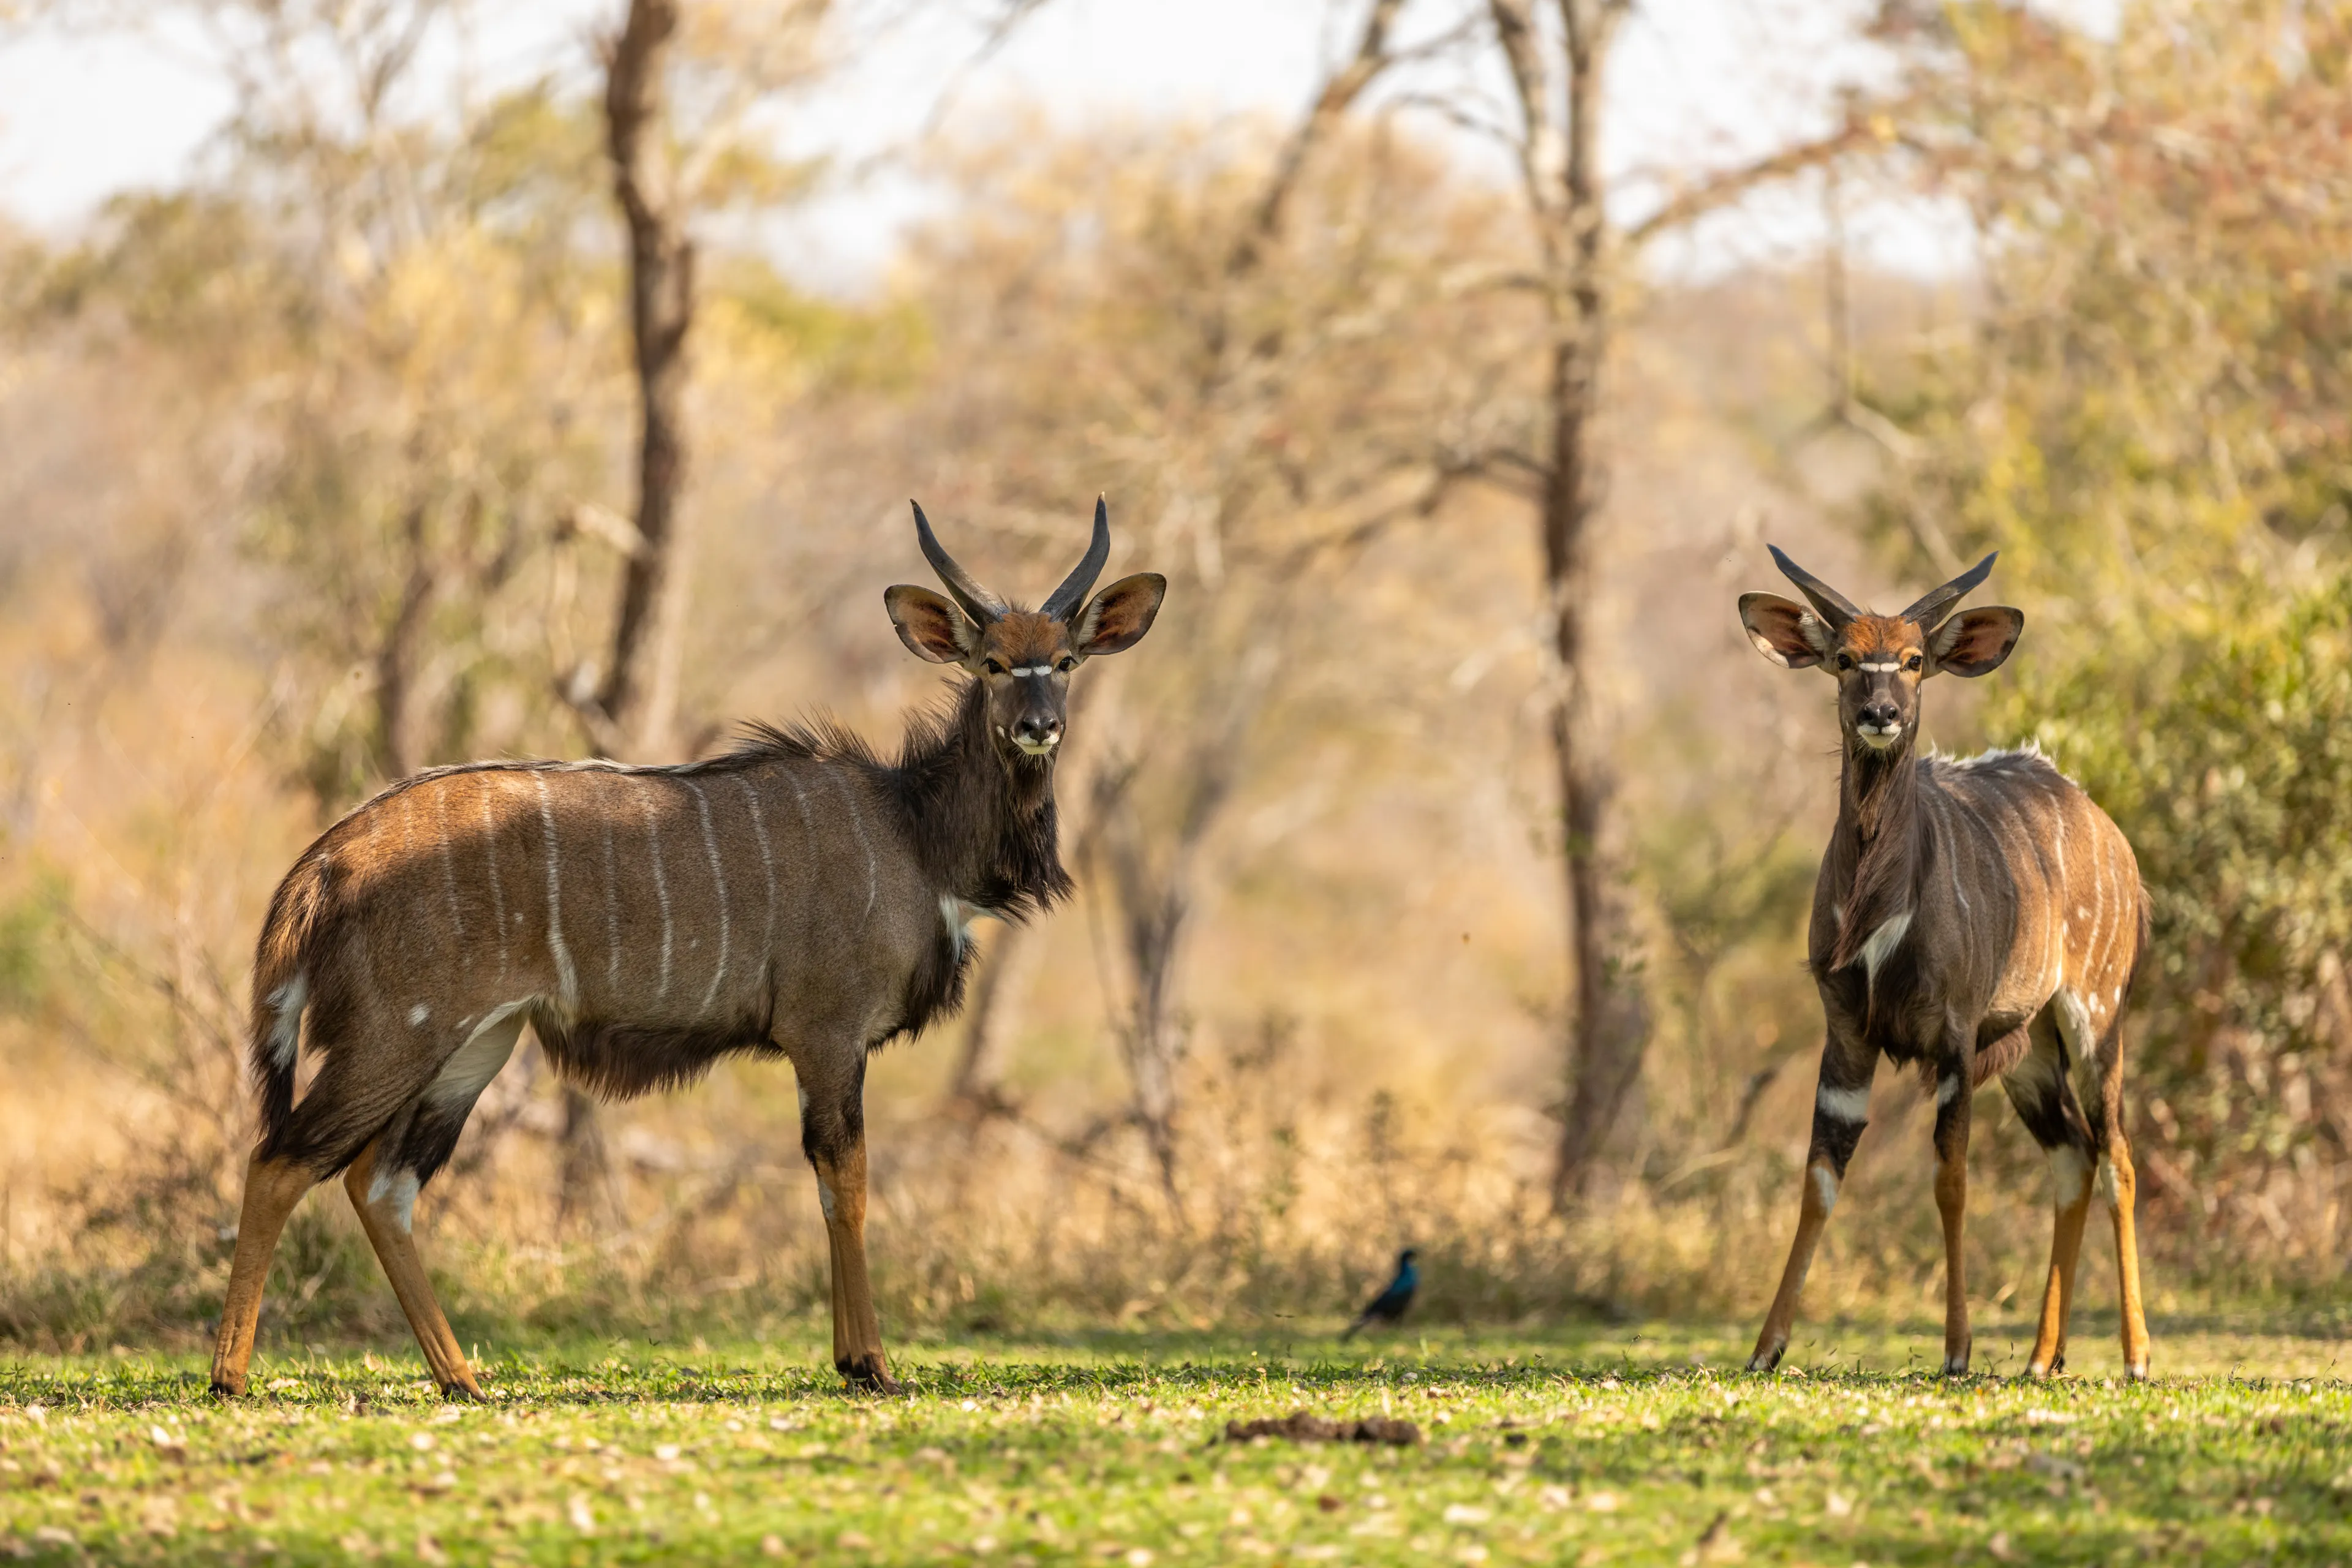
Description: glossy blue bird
1341,1248,1419,1340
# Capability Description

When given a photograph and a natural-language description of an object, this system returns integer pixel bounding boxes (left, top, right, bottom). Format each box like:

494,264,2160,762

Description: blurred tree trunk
373,500,436,779
1484,0,1880,1207
941,922,1035,1123
1485,0,1646,1209
596,0,697,760
559,0,699,1226
1083,0,1404,1208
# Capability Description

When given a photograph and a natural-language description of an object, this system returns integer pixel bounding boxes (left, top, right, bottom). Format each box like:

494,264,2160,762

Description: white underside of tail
267,975,309,1068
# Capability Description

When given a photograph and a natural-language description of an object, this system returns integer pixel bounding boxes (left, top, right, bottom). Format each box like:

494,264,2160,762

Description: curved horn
1041,496,1112,621
1767,544,1861,628
1901,551,1998,629
911,499,1006,623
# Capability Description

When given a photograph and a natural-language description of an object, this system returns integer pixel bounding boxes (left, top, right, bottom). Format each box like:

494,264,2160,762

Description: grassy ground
3,1316,2349,1565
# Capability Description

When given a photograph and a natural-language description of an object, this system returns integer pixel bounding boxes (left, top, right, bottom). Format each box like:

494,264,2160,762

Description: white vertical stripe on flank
1934,792,1969,917
432,785,467,965
397,793,420,979
647,789,674,1001
832,773,879,927
736,775,778,967
533,774,579,1013
784,769,818,960
2098,818,2117,987
600,814,621,992
688,780,731,1017
480,783,510,981
2048,801,2070,987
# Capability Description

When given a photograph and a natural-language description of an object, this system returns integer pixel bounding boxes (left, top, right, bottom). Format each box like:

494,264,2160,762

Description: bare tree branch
1229,0,1409,277
1623,116,1887,247
596,0,696,752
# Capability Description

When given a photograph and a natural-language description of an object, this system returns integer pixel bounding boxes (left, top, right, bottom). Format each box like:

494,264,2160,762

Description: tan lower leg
1748,1160,1839,1372
813,1143,897,1392
2028,1146,2093,1376
2106,1141,2151,1379
210,1152,315,1396
1935,1145,1971,1373
344,1140,481,1399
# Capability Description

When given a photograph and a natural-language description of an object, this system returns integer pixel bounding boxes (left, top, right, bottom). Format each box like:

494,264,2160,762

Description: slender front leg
1932,1067,1974,1375
799,1060,900,1393
344,1137,482,1399
1748,1042,1873,1373
2105,1130,2152,1380
210,1151,317,1396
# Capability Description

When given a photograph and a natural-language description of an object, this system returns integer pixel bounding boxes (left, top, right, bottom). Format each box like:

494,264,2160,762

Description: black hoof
838,1355,902,1395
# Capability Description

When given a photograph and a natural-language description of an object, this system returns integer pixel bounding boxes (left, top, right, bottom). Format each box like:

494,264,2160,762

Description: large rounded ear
1738,592,1831,670
1929,606,2024,677
884,584,978,665
1072,572,1167,657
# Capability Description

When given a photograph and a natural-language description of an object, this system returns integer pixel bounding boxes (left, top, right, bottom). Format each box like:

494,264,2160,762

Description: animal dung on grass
1222,1412,1422,1446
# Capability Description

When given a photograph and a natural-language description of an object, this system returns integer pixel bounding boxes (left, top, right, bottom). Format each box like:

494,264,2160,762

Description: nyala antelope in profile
1737,548,2151,1381
209,500,1164,1399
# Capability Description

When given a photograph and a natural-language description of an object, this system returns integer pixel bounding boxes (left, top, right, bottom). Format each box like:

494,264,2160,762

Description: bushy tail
247,850,333,1158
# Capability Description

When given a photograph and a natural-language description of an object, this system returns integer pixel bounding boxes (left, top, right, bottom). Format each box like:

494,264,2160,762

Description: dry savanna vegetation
1,0,2349,1400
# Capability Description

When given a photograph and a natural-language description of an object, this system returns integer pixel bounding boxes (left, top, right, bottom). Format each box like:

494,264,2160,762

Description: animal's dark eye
1835,654,1854,671
1057,656,1077,673
1906,653,1923,671
983,658,1005,676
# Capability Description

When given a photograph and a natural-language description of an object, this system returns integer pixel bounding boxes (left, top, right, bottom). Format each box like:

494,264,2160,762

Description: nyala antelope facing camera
209,500,1164,1399
1737,548,2151,1381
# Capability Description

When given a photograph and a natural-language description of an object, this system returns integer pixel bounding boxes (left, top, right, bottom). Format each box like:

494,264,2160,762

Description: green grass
4,1318,2350,1564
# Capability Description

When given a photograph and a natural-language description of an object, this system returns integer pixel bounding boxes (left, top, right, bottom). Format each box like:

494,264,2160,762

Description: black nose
1013,715,1061,744
1860,701,1899,729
